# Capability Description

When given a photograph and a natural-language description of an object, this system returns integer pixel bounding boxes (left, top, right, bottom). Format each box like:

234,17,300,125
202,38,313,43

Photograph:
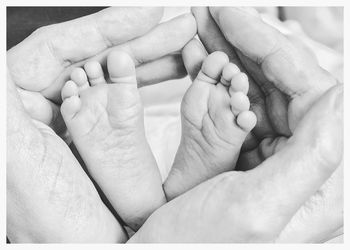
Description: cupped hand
187,7,338,170
178,7,342,242
128,84,343,242
7,7,196,136
6,7,197,243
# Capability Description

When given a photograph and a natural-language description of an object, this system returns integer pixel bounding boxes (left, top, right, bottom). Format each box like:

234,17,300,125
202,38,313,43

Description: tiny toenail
222,63,240,81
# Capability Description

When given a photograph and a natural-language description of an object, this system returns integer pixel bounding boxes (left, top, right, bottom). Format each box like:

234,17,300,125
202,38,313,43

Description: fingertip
208,7,225,21
171,13,197,39
150,7,164,21
183,13,197,33
191,6,209,18
182,38,207,81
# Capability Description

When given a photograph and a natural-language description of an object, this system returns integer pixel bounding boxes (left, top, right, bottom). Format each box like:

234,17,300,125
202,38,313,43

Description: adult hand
7,7,196,137
179,7,342,242
128,83,343,242
126,7,343,243
7,7,197,242
189,7,338,170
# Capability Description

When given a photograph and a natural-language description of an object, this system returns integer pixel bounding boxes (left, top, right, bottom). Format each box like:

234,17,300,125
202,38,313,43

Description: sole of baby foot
164,51,257,200
61,50,166,230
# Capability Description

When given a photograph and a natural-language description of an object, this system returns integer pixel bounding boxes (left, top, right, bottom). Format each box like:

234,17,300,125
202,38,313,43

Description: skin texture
7,7,196,243
185,7,343,242
190,7,339,169
7,7,343,243
7,7,197,137
183,8,343,242
61,51,166,230
198,7,343,241
128,7,343,243
164,52,257,200
129,84,343,243
7,72,127,243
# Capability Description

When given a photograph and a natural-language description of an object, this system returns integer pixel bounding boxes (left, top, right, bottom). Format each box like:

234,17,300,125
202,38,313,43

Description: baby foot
60,50,166,230
164,51,257,200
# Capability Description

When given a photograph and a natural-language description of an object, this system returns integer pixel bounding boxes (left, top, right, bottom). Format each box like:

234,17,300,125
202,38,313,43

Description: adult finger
136,53,187,87
191,7,240,65
17,88,56,125
16,88,67,137
7,7,164,92
129,82,343,242
182,38,207,81
247,84,343,234
209,7,337,100
44,13,197,102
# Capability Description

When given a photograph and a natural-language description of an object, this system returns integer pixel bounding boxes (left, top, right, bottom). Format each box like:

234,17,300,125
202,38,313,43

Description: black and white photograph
5,3,345,245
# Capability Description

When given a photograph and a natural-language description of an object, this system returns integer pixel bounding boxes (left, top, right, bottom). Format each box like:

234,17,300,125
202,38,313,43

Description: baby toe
230,92,250,116
71,67,90,91
61,80,79,101
61,95,82,122
220,63,240,86
229,72,249,95
236,110,257,132
196,51,229,84
107,50,137,84
84,61,106,86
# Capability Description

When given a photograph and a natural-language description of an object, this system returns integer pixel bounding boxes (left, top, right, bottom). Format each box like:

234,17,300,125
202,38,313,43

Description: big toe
105,50,141,126
107,50,136,84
